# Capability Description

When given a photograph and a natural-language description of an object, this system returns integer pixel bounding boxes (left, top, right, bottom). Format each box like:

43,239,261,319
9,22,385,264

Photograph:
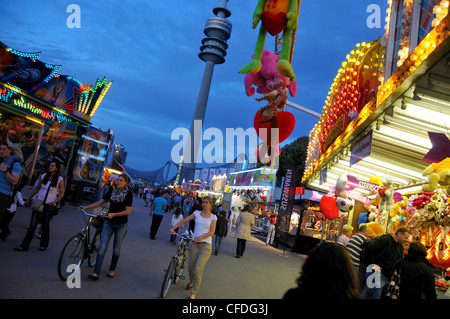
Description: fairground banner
276,163,297,246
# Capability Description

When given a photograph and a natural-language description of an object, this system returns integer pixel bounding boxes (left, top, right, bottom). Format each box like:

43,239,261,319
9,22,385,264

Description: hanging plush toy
336,196,354,214
239,0,299,81
320,195,340,220
253,104,294,167
422,157,450,195
378,177,394,213
244,49,297,97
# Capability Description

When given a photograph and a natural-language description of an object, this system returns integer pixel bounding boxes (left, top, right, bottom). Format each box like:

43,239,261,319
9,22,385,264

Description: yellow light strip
302,13,450,183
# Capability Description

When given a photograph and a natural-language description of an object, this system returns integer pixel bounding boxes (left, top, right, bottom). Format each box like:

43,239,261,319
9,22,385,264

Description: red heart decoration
254,110,295,145
320,196,340,220
261,12,287,36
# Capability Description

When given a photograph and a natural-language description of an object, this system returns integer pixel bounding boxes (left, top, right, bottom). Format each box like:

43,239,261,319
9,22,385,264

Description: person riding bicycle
80,173,133,280
169,196,217,299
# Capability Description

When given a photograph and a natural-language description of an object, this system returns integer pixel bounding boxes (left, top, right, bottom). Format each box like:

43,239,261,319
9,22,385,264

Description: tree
276,136,309,187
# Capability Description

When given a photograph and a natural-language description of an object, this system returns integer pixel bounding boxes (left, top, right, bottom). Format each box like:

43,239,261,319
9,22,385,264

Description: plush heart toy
261,12,287,36
253,110,295,145
320,195,340,220
260,0,290,36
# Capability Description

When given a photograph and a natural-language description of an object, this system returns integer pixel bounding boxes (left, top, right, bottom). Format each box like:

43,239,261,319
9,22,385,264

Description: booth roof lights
0,82,88,125
0,41,40,59
377,14,449,106
0,41,112,122
32,64,61,92
74,77,112,121
88,78,112,120
302,11,450,184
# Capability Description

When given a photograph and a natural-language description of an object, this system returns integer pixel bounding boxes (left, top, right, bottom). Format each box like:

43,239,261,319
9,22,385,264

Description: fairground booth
0,41,113,199
225,167,277,230
302,1,450,285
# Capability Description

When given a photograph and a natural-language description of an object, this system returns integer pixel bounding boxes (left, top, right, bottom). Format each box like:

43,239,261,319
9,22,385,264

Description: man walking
0,143,21,225
149,190,168,239
362,227,410,299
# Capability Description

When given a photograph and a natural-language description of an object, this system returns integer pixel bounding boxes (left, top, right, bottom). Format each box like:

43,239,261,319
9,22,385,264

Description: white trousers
266,224,276,245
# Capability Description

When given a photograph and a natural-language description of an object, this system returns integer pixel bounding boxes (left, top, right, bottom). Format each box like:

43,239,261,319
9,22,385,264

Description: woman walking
235,204,255,258
15,161,64,251
80,173,133,280
169,196,217,299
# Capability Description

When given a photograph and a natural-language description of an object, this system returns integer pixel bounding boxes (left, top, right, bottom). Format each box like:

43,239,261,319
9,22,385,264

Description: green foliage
276,136,309,187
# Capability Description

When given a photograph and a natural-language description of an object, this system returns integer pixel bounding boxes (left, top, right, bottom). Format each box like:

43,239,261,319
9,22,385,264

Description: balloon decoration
239,0,301,168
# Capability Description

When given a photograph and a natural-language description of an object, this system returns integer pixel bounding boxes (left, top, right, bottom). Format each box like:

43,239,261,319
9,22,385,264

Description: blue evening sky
1,0,389,176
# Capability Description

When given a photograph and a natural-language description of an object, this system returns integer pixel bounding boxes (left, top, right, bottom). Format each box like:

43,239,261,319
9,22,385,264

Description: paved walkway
0,187,304,299
3,187,448,300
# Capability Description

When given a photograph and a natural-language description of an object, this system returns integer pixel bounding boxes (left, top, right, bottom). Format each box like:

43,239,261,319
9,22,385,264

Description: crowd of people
284,223,439,299
1,144,443,299
0,137,68,250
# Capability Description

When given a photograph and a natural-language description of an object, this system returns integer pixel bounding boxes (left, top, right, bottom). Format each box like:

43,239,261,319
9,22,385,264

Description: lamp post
181,0,232,182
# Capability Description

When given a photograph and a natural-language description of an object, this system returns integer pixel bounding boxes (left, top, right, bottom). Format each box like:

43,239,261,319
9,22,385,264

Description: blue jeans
94,221,128,275
215,235,224,252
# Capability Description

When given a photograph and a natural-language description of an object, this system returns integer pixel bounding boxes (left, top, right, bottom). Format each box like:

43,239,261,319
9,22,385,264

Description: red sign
295,187,305,195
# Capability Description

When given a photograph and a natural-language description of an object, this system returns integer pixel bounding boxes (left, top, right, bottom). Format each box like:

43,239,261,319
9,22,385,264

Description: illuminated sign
0,84,72,123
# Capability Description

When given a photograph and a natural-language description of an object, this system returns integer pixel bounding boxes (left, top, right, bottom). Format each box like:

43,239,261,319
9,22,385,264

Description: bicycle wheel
58,234,86,281
88,229,101,268
174,248,187,284
160,257,177,298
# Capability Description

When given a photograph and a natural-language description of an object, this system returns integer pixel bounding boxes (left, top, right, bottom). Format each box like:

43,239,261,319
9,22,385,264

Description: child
170,208,184,244
214,211,228,255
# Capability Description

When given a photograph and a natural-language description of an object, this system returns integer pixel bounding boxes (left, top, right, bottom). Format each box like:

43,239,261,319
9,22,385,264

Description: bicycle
160,230,193,298
57,209,107,281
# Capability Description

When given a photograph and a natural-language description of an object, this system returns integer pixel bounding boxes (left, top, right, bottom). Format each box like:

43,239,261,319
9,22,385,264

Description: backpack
5,156,26,193
360,235,390,267
359,240,372,267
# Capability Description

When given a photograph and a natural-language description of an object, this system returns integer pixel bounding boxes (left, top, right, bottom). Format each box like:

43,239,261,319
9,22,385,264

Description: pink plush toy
244,49,297,97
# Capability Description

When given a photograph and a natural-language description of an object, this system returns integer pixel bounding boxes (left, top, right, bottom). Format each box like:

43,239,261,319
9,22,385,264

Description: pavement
0,186,305,299
2,186,448,301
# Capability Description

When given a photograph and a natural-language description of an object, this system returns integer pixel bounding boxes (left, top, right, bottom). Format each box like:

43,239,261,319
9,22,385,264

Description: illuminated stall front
302,1,450,278
0,41,112,193
226,167,277,229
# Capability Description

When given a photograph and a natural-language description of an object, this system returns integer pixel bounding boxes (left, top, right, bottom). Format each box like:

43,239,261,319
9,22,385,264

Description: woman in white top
169,196,217,299
16,161,64,251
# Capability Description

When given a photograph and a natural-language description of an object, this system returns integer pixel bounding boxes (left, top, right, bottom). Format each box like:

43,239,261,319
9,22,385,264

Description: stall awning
305,44,450,196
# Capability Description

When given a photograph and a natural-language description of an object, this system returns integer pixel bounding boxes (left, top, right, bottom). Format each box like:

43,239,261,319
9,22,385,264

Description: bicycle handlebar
171,231,193,241
80,208,108,220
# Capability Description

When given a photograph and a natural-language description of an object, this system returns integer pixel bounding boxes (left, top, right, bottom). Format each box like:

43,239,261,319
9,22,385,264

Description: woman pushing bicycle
80,173,132,280
169,196,217,299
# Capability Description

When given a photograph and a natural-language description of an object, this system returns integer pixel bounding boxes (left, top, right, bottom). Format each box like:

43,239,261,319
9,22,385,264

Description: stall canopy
302,9,450,196
0,41,112,123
